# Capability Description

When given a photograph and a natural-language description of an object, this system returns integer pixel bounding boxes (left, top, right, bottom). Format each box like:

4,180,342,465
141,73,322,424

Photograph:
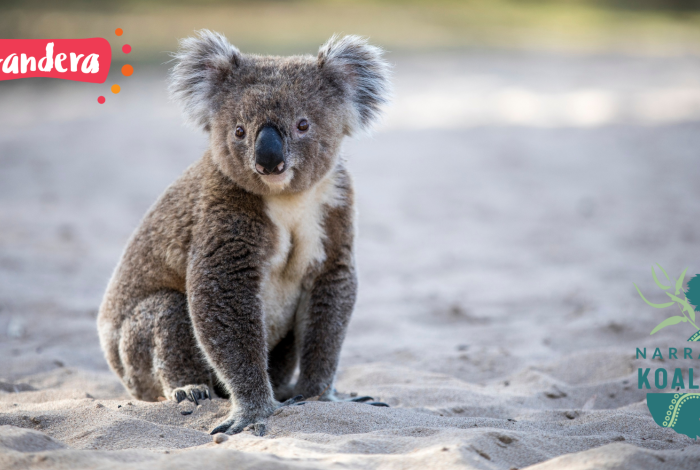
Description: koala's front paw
210,395,306,436
171,384,211,405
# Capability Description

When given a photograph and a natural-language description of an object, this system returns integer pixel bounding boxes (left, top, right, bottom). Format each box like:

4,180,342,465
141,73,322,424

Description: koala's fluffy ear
318,35,392,134
169,30,241,131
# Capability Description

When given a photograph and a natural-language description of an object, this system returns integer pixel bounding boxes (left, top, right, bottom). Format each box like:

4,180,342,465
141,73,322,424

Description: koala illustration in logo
97,30,391,435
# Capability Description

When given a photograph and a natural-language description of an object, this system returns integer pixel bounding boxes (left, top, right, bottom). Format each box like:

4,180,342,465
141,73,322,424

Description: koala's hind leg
268,328,298,402
118,291,214,402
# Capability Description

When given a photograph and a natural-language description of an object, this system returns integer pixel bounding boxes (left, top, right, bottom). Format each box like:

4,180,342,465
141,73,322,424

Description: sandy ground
2,52,700,469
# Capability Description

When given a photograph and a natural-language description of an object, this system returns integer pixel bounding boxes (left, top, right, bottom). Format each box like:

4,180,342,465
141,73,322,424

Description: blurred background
1,0,700,391
2,0,700,57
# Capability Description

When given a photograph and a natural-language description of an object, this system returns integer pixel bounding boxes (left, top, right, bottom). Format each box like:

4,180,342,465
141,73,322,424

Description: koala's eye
235,126,245,139
297,119,309,132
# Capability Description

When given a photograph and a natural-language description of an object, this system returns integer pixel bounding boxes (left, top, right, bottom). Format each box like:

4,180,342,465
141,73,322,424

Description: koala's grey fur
97,30,391,435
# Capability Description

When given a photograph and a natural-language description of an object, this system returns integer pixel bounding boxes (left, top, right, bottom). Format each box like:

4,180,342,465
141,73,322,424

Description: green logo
635,265,699,337
636,265,700,440
647,392,700,439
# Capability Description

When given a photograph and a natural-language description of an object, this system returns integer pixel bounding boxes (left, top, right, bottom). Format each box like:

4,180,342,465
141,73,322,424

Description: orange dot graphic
121,64,133,77
111,84,121,94
115,28,123,36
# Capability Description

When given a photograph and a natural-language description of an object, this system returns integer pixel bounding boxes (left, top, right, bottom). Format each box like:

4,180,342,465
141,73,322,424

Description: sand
2,53,700,469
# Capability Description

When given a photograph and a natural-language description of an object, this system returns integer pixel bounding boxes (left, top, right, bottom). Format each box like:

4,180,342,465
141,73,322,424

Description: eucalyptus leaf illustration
634,283,674,308
666,292,695,322
636,267,700,335
650,315,687,335
656,264,672,283
675,267,688,295
653,265,671,290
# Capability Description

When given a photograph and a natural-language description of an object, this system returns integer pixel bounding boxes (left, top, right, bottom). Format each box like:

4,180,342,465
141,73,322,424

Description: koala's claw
210,418,236,435
281,394,306,406
211,416,266,436
250,422,266,437
172,384,211,405
210,395,306,436
174,390,187,403
348,396,374,403
343,395,390,407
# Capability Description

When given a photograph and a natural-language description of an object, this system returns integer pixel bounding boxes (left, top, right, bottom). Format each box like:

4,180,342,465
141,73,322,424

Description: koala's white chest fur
260,172,342,350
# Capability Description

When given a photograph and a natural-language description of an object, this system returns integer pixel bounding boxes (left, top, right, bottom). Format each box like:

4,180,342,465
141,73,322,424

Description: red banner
0,38,111,83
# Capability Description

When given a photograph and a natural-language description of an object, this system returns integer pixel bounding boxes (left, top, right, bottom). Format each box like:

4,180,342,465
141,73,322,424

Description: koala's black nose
254,126,285,175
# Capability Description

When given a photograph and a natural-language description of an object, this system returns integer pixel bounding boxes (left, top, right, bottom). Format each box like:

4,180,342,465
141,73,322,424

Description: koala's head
169,30,391,195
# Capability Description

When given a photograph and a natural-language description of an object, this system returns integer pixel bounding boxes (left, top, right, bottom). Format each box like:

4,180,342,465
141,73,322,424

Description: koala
97,30,391,435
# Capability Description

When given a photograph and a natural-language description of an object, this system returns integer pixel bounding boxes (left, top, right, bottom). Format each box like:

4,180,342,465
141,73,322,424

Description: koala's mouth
258,170,290,186
256,163,290,185
255,161,285,176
